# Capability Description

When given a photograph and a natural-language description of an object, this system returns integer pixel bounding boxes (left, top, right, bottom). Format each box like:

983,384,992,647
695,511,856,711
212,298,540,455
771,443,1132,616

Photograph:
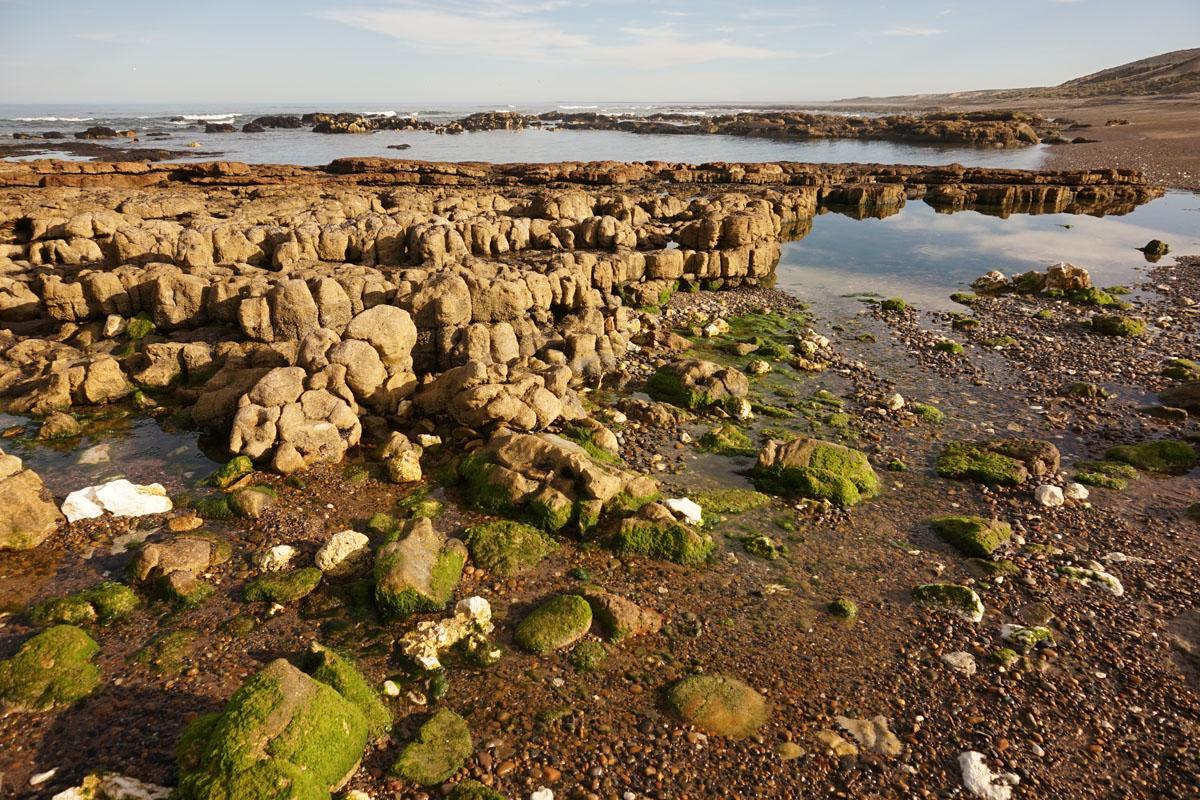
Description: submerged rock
464,519,557,577
666,674,768,739
0,449,64,550
0,625,102,711
374,518,467,618
391,708,473,787
610,506,714,565
912,583,985,623
1105,439,1197,474
29,581,140,626
936,439,1060,486
584,590,662,642
752,436,879,506
930,515,1013,557
514,594,593,654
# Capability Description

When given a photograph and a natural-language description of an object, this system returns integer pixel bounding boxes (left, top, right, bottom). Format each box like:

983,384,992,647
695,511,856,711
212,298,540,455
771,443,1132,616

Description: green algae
936,442,1027,486
611,519,715,565
392,708,473,786
568,640,608,673
1105,440,1197,474
691,488,771,515
0,625,101,711
303,643,392,739
699,424,755,457
244,567,323,604
1091,315,1146,337
827,598,858,620
135,629,199,676
464,520,557,577
514,594,593,655
930,515,1012,558
666,674,768,739
911,584,984,622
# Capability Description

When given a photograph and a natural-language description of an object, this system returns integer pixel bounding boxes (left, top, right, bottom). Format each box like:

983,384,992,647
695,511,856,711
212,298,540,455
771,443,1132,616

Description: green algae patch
1105,440,1197,474
560,423,621,465
373,527,467,619
1091,315,1146,337
0,625,101,711
936,442,1028,486
645,368,712,409
1002,624,1055,653
206,455,253,489
880,297,908,312
126,313,157,341
930,516,1012,558
699,424,755,457
244,567,323,604
569,640,608,673
739,532,786,560
934,340,965,355
29,581,139,626
1061,382,1110,400
1068,286,1118,306
1163,358,1200,382
303,643,392,739
464,520,557,577
991,647,1020,667
950,292,980,306
827,598,858,620
1073,459,1138,490
911,403,945,423
514,594,593,655
175,657,369,800
396,490,444,520
691,488,771,516
392,708,473,787
666,674,768,739
911,584,984,622
611,518,714,565
135,629,199,676
752,437,879,507
449,781,507,800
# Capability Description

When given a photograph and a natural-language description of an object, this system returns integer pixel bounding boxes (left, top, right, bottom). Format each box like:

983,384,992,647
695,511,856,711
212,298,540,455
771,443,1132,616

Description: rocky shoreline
0,158,1197,799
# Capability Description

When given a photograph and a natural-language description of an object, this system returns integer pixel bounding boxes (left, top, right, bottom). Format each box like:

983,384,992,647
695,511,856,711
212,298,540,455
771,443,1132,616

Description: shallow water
779,190,1200,311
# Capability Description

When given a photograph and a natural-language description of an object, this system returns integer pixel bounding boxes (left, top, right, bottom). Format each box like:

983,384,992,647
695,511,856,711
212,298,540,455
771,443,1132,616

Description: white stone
62,480,173,522
1063,482,1089,501
959,751,1019,800
702,318,730,337
256,544,297,572
383,680,401,697
103,314,128,338
415,433,443,448
342,792,372,800
52,774,171,800
531,790,554,800
941,651,977,676
885,393,906,411
315,529,371,575
1034,484,1064,508
666,497,704,525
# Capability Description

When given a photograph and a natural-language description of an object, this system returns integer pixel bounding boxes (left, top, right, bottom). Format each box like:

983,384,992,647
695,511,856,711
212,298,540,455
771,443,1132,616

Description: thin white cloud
319,3,787,65
881,25,944,37
72,31,154,44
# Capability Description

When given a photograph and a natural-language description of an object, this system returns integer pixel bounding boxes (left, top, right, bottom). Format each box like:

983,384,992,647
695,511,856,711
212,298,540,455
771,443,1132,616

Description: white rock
103,314,127,338
666,497,704,525
531,790,554,800
1063,482,1089,501
415,433,443,448
52,774,171,800
941,651,977,676
315,529,371,575
77,444,111,465
62,480,173,522
342,792,372,800
32,770,57,786
256,544,297,572
959,751,1019,800
885,393,906,411
730,397,754,421
1033,484,1064,508
383,679,401,697
702,318,730,337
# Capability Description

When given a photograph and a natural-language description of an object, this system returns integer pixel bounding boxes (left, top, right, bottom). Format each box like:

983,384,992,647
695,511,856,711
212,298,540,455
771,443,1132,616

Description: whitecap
13,116,94,122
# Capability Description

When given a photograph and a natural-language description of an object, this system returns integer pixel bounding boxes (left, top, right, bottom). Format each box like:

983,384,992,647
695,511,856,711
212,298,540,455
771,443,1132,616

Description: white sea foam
558,105,598,110
13,116,94,122
178,113,241,121
357,110,398,118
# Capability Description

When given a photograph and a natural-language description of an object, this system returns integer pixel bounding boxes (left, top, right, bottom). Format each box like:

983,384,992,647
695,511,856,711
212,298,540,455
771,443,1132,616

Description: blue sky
1,0,1197,103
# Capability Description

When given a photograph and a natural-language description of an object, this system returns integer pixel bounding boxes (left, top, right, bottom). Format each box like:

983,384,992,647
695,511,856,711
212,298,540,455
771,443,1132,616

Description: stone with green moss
966,558,1019,578
1061,382,1110,400
374,519,466,619
1058,565,1123,595
827,598,858,619
951,315,979,331
464,520,557,577
991,647,1020,667
303,643,392,739
1068,286,1117,306
244,567,323,604
135,629,199,676
514,594,592,655
1163,358,1200,382
752,436,879,507
1073,459,1138,490
950,292,979,306
880,297,907,312
936,442,1028,486
911,584,984,622
699,424,755,457
980,335,1017,348
1034,309,1054,320
126,313,156,341
740,532,785,560
569,640,608,672
911,403,945,423
1141,239,1169,258
644,359,748,411
391,708,472,787
691,488,771,515
449,780,507,800
206,455,253,489
560,423,621,465
1001,624,1054,653
193,496,235,521
1091,315,1146,337
366,512,399,538
1106,440,1196,474
396,491,444,520
611,518,714,565
175,658,369,800
934,340,965,355
0,625,101,711
930,516,1012,558
666,674,768,739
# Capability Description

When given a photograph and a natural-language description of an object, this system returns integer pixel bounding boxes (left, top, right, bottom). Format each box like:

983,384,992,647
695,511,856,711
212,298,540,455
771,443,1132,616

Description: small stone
1063,482,1089,501
1034,484,1064,508
256,544,297,572
315,529,371,575
941,651,977,676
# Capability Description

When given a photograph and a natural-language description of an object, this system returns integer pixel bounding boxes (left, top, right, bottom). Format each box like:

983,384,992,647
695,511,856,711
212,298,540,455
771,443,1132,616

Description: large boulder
175,658,370,800
374,518,467,618
0,450,63,550
752,437,880,506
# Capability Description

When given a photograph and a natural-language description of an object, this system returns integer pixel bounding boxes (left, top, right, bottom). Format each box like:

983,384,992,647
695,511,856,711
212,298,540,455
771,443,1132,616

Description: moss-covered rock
464,520,557,577
611,517,714,565
936,441,1036,486
391,708,472,787
911,584,984,622
827,598,858,619
1061,381,1110,400
0,625,101,711
1160,381,1200,413
691,488,771,515
1000,624,1055,653
448,780,507,800
1141,239,1170,258
880,297,907,312
1163,358,1200,382
930,516,1012,557
752,436,879,506
644,359,749,411
699,424,755,457
206,456,253,489
911,402,945,423
1091,315,1146,337
374,518,467,619
135,629,199,676
244,567,323,604
1073,459,1139,490
1105,440,1197,474
934,340,964,355
569,640,608,672
666,674,768,739
175,658,369,800
303,643,392,740
514,594,593,655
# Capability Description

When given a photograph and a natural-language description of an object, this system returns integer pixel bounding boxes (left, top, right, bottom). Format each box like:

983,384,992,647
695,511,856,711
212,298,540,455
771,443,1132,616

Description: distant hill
833,48,1200,105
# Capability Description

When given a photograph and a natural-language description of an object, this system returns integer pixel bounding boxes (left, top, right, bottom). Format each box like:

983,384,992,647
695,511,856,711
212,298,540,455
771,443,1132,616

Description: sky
0,0,1197,104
